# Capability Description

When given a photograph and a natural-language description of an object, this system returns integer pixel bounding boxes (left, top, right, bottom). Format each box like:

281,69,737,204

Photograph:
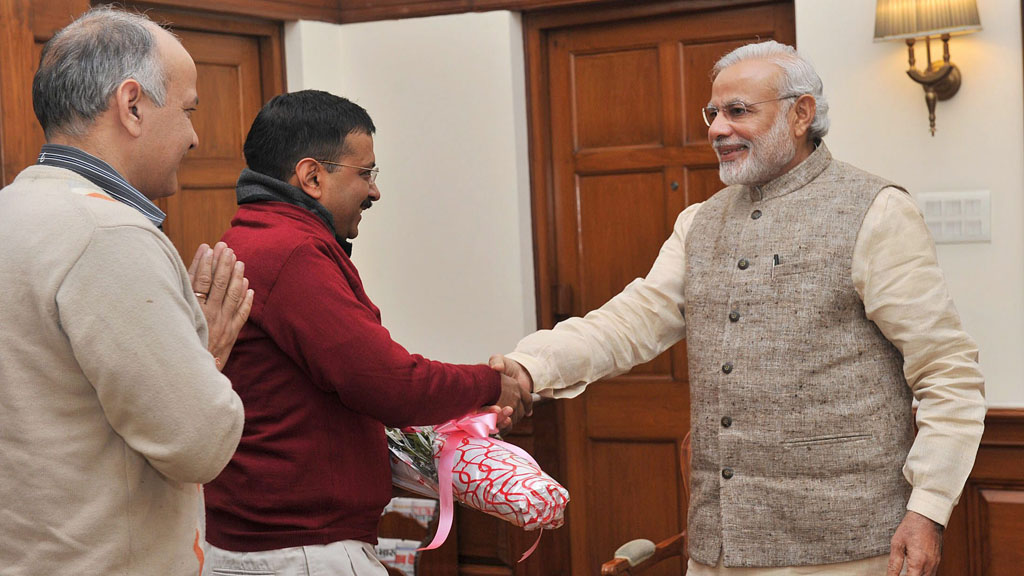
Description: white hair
713,40,830,143
32,6,169,138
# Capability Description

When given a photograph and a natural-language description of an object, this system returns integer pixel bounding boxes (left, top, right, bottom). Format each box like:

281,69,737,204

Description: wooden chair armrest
600,532,686,575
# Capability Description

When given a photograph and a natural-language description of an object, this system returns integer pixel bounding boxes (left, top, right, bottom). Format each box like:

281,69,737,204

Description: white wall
284,12,535,365
285,1,1024,406
796,0,1024,406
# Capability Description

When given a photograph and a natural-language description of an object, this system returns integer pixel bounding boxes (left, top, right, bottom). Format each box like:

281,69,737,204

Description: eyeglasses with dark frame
701,94,801,127
316,159,379,184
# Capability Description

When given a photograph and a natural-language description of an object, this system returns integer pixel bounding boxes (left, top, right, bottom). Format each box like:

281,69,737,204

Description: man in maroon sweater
203,90,530,576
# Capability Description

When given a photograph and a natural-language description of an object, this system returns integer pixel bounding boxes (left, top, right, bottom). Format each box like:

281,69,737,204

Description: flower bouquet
386,413,569,559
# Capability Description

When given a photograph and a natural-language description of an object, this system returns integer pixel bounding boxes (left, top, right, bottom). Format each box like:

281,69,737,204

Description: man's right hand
488,355,535,430
492,372,533,431
489,355,534,402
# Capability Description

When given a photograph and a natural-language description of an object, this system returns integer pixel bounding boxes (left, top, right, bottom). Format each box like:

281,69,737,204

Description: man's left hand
887,510,944,576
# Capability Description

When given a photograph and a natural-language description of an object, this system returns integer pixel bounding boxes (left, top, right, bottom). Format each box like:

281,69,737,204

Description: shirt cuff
907,487,957,527
505,352,548,392
505,351,588,400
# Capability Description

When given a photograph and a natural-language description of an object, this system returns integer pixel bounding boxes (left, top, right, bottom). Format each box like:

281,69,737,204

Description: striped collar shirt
37,144,166,227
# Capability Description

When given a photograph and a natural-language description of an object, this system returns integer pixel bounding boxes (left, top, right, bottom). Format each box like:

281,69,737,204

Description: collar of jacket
235,167,353,256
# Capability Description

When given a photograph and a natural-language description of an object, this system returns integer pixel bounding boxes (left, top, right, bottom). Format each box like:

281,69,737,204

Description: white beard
716,107,797,186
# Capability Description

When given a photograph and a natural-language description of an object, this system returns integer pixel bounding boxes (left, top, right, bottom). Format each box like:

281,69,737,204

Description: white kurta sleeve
852,187,986,526
507,203,700,398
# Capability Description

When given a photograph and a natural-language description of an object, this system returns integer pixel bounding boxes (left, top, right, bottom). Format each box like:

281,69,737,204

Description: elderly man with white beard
489,41,985,576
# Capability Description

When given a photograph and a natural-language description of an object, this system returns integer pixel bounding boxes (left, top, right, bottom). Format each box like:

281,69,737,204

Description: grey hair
712,40,830,143
32,6,169,139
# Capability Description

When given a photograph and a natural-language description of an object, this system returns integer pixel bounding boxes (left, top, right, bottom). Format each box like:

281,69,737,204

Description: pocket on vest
780,433,871,446
770,257,827,279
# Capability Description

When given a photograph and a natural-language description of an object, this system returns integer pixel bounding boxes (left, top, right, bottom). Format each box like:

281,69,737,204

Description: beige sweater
0,165,245,575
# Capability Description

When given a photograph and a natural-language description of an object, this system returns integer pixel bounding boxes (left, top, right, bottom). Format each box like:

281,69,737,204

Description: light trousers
203,540,389,576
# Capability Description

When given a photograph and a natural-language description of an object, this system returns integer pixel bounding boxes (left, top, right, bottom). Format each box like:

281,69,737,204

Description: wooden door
525,3,795,574
130,6,284,262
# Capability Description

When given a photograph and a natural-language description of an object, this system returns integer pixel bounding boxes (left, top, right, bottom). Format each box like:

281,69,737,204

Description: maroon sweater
204,201,501,551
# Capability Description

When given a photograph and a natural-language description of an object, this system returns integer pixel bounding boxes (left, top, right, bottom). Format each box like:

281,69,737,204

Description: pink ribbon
418,412,545,562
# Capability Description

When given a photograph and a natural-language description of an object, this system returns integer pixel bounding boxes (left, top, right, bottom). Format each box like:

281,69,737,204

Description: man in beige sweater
0,7,250,575
492,41,985,576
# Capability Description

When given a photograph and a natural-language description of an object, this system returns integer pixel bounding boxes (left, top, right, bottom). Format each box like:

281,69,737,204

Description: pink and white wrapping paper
433,422,568,532
389,413,568,561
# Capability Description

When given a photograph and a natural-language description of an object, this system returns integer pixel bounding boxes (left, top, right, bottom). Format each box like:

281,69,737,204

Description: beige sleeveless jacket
683,145,913,567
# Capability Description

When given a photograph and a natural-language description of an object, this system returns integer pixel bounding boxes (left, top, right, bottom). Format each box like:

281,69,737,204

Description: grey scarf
235,168,353,256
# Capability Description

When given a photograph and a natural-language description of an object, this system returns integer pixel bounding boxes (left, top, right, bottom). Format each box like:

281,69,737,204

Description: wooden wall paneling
521,0,781,30
337,0,469,23
976,487,1024,574
0,0,89,186
940,489,970,576
334,0,779,25
0,0,36,186
29,0,89,37
126,0,341,23
969,409,1024,576
335,0,614,24
937,408,1024,576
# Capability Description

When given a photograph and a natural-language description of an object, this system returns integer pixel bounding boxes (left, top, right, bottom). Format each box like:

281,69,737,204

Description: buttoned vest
683,145,914,567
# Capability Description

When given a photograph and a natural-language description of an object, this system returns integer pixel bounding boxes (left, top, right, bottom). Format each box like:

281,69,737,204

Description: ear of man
291,158,324,200
790,94,816,140
115,79,144,137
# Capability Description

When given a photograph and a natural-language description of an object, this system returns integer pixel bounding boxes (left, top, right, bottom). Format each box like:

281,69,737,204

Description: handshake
485,354,536,431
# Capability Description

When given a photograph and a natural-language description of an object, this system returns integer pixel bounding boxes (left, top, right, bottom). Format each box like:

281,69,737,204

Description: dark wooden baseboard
939,407,1024,576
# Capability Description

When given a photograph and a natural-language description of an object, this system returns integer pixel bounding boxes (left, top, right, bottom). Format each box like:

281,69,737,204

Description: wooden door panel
192,64,249,159
162,186,240,261
585,381,688,440
536,4,795,575
552,4,788,51
572,48,664,150
977,487,1024,575
179,28,265,142
578,170,672,375
577,171,668,311
589,440,684,576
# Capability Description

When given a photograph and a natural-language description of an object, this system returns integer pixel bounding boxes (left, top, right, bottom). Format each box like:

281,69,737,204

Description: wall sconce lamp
874,0,981,136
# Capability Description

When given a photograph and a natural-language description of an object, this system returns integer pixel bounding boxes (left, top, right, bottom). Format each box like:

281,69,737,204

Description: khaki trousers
687,553,892,575
203,540,388,576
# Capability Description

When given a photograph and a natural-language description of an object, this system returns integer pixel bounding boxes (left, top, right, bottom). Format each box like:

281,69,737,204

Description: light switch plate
915,190,990,244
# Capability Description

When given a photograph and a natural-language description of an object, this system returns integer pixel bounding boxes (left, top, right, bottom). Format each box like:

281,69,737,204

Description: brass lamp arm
903,34,962,136
907,63,955,85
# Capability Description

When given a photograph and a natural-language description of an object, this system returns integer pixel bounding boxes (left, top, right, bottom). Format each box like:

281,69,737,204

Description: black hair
243,90,376,182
